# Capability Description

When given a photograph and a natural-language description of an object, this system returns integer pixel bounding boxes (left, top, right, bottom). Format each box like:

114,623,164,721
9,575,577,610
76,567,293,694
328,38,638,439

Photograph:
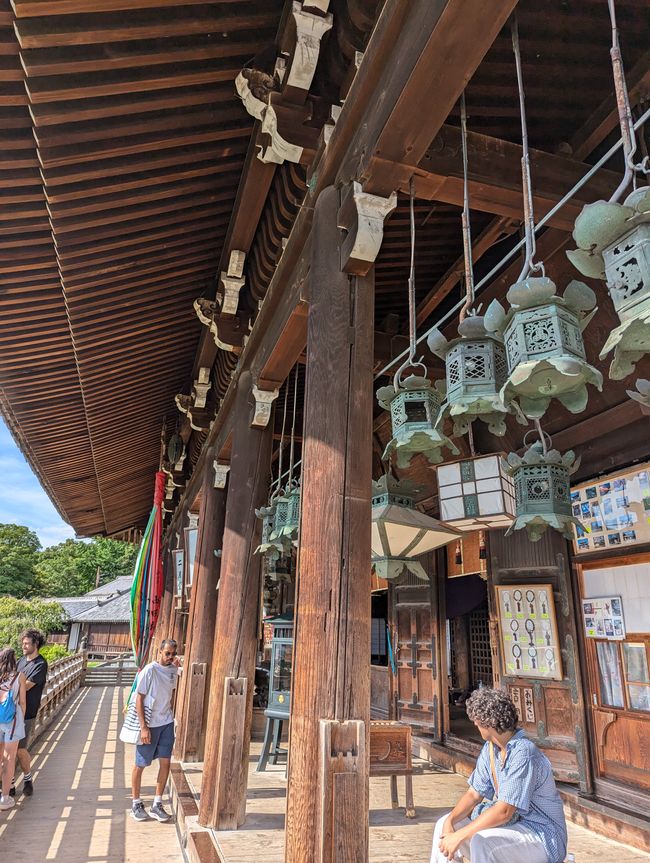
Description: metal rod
459,92,475,322
288,364,299,482
374,106,650,381
272,379,290,497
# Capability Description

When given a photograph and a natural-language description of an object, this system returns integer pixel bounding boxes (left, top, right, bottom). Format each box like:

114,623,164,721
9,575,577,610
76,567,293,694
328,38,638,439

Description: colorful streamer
129,471,166,669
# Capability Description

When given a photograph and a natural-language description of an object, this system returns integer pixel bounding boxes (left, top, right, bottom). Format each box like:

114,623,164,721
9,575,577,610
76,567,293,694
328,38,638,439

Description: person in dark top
10,629,48,798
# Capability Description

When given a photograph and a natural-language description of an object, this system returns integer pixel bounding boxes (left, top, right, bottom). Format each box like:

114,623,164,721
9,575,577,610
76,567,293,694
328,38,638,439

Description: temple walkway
0,686,182,863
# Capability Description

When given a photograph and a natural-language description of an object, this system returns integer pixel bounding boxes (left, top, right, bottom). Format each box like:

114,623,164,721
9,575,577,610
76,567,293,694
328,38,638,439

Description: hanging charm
377,179,458,467
567,0,650,380
484,17,602,420
505,431,581,542
371,474,460,581
428,94,518,436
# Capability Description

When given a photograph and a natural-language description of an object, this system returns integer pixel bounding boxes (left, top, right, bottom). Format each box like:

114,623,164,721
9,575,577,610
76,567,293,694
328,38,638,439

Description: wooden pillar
452,616,471,690
175,457,227,761
171,516,188,651
285,186,374,863
198,370,272,829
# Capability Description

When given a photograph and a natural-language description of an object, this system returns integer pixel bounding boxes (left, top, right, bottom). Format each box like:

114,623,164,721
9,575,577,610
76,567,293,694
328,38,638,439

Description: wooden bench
369,720,415,817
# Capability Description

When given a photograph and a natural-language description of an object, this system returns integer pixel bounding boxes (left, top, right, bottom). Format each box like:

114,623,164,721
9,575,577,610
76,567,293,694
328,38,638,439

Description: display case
266,613,294,716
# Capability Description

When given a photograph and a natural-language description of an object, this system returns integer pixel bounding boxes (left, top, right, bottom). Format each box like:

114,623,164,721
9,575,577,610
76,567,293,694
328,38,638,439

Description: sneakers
23,780,33,797
149,801,171,823
0,796,15,811
131,800,149,822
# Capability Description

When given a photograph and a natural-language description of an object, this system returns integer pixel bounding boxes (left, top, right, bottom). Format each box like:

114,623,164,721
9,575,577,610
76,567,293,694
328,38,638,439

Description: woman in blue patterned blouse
430,688,567,863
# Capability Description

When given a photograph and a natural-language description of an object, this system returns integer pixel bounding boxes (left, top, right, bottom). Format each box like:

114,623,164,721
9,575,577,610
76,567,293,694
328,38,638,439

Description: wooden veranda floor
0,686,182,863
175,742,650,863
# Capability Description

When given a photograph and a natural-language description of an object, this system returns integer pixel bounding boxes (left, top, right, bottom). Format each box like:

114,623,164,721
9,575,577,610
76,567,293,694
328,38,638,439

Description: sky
0,417,76,549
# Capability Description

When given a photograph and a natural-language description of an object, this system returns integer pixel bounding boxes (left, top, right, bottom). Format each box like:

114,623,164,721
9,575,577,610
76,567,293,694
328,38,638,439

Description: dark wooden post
198,370,272,829
175,456,227,761
285,186,374,863
156,546,175,645
171,515,188,651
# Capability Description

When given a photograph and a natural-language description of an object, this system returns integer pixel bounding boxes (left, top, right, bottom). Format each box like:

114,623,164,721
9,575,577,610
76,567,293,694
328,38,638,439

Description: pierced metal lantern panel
568,189,650,380
270,483,301,546
376,376,458,468
505,443,580,542
427,316,513,436
485,277,602,419
437,454,515,531
255,502,288,560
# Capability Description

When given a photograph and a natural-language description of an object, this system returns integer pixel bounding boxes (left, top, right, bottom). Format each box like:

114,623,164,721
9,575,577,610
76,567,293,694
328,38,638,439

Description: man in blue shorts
131,638,180,823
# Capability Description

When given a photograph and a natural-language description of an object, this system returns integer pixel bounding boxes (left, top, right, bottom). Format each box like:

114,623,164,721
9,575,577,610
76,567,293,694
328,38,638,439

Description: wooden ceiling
0,0,285,536
0,0,648,537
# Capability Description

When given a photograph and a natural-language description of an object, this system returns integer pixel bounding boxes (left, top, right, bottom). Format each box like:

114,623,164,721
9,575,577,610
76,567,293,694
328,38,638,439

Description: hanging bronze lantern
270,480,301,547
484,277,602,419
568,188,650,379
371,474,460,580
427,313,517,436
376,375,458,469
255,500,290,561
505,439,581,542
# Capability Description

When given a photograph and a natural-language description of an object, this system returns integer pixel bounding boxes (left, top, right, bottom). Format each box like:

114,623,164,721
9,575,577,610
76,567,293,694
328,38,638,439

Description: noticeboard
496,583,563,681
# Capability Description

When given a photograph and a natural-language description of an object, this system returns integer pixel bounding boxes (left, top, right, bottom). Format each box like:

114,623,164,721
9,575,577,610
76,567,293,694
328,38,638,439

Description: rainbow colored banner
129,471,165,668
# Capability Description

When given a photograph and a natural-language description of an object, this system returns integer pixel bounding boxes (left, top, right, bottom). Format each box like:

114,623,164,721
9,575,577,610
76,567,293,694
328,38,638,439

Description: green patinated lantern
505,440,581,542
427,313,522,436
371,474,460,580
627,378,650,414
568,188,650,380
270,481,301,547
255,500,292,584
376,375,458,469
484,277,602,419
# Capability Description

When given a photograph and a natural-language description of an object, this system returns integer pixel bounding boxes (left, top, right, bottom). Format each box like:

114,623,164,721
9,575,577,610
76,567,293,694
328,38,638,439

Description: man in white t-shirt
131,638,181,823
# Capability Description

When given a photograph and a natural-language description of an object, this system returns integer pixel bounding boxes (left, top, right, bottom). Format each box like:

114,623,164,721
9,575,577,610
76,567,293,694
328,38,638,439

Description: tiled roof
73,592,131,624
85,576,133,597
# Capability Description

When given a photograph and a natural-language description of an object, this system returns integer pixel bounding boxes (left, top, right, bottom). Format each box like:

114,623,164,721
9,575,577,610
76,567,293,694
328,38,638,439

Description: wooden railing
31,652,86,742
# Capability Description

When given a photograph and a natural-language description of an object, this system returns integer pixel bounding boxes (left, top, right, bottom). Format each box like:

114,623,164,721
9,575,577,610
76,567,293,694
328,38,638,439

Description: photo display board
496,584,563,681
582,595,626,640
571,462,650,554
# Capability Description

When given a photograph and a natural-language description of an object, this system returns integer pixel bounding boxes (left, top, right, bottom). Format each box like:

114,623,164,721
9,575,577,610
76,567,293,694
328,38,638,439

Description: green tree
0,596,65,652
0,523,41,598
33,539,88,597
34,536,138,597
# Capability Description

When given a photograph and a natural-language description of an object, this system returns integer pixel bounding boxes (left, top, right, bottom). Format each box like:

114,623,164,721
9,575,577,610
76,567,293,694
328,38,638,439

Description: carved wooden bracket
192,367,212,409
337,181,397,275
193,297,246,352
174,392,215,432
593,708,617,748
284,2,333,101
318,719,367,863
213,461,231,489
251,385,279,427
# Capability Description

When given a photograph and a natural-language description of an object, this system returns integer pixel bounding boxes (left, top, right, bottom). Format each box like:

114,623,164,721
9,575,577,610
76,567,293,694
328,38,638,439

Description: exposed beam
414,124,620,231
416,216,516,327
340,0,519,196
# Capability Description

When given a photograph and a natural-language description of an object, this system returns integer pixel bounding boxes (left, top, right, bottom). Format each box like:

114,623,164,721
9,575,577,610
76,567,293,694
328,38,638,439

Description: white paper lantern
437,454,516,531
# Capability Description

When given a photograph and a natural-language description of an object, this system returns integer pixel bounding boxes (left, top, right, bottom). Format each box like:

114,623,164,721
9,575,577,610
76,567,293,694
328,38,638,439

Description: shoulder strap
489,742,499,797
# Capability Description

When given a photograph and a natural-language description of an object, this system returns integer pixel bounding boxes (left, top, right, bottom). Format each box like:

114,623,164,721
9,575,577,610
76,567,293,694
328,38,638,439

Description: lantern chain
288,363,299,487
394,177,427,389
607,0,649,201
511,14,544,282
272,376,290,500
459,92,475,323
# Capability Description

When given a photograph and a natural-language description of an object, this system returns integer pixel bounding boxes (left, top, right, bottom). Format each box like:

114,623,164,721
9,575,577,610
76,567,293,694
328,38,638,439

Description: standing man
11,628,48,798
131,638,180,823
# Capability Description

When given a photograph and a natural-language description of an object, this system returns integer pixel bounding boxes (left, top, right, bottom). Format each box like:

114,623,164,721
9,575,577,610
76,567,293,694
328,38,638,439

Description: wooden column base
212,676,249,830
317,720,367,863
175,662,207,762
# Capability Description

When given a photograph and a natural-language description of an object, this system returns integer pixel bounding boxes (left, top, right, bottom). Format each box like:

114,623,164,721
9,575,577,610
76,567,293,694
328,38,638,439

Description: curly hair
0,647,18,682
20,628,45,650
466,688,518,733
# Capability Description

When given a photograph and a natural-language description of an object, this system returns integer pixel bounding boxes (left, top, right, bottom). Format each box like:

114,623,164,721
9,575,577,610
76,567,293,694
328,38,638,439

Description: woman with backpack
0,648,26,811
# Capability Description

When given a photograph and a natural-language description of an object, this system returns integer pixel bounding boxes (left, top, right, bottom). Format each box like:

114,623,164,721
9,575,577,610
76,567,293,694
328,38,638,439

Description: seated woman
430,688,567,863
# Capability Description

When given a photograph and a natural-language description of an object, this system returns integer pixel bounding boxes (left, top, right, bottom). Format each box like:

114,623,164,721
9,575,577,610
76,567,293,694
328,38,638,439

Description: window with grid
470,606,493,686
